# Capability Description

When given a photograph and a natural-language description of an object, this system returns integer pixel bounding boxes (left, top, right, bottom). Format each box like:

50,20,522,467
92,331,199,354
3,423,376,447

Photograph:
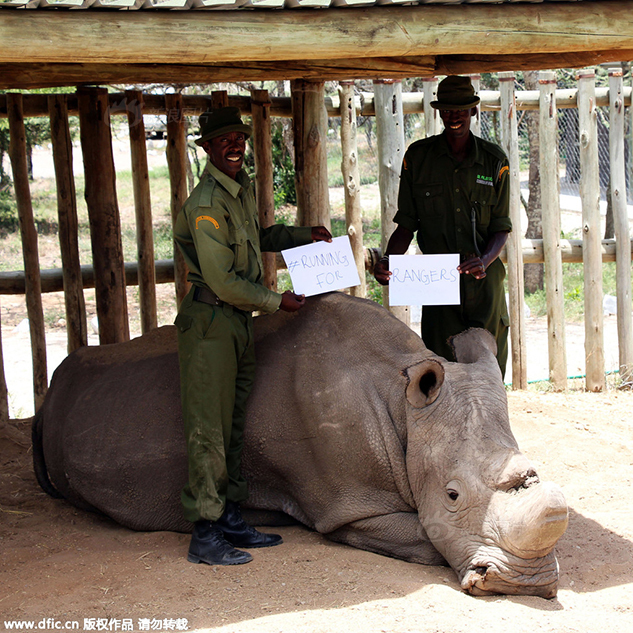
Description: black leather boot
215,501,283,548
187,520,253,565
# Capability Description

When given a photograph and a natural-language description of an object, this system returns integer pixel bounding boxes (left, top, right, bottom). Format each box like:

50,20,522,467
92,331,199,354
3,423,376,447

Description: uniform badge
476,174,494,187
196,215,220,230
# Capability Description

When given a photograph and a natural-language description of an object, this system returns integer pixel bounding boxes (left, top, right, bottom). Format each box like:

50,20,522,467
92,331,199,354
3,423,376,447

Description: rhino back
41,326,190,532
244,293,430,533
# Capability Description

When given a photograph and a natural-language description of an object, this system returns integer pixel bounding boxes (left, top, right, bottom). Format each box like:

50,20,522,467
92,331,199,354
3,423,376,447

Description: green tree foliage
271,120,296,208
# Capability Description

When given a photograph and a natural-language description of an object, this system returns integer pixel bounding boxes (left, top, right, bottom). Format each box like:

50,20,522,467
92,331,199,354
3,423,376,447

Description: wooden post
578,69,606,392
499,72,527,390
291,79,330,228
539,71,567,390
48,94,88,353
0,309,8,422
422,77,440,138
77,87,129,345
251,88,277,292
469,74,482,137
211,90,229,110
165,92,191,308
374,80,409,326
126,89,157,333
7,92,48,411
609,68,633,386
339,81,366,298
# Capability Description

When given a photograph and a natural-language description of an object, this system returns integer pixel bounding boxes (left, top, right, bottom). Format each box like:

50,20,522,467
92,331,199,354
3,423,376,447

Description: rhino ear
450,328,498,366
405,359,445,408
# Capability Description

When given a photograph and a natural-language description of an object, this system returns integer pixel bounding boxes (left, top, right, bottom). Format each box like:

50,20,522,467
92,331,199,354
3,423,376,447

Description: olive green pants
421,264,509,378
421,305,508,378
175,287,254,523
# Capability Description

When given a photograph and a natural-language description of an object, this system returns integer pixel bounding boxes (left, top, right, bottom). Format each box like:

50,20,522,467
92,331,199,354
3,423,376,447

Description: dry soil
1,389,632,633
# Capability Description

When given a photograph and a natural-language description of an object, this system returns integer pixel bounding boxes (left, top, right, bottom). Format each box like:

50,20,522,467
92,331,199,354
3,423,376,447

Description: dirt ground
1,154,632,630
1,388,632,633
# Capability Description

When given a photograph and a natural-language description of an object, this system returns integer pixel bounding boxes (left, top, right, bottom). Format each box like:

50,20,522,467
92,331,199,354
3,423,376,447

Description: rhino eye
447,490,459,501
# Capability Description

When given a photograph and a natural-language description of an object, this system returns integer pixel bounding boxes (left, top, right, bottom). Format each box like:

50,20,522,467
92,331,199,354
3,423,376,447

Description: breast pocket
228,223,249,271
472,188,498,229
414,182,444,216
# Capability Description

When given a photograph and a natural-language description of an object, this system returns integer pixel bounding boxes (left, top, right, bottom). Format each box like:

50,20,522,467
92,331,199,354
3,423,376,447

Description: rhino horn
405,359,445,408
495,481,569,559
449,328,498,367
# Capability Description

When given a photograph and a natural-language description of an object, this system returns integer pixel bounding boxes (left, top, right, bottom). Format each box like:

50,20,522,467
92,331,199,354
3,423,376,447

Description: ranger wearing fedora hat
174,107,331,566
374,76,512,376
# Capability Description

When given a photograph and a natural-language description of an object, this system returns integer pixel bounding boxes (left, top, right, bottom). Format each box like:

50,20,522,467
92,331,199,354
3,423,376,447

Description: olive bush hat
430,75,481,110
195,107,252,146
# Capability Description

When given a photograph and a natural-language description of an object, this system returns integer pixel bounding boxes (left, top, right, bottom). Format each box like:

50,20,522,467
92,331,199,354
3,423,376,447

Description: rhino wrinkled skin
33,293,568,597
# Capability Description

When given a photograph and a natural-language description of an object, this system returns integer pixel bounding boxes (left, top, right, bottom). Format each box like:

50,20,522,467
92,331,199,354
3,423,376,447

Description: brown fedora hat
195,107,252,146
431,76,481,110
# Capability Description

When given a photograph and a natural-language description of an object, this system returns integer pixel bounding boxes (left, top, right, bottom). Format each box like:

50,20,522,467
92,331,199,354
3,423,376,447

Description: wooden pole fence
77,86,130,346
338,81,366,299
609,69,633,386
7,92,48,412
578,69,606,392
0,309,8,423
499,71,527,390
0,239,630,297
373,79,409,327
539,71,567,391
251,88,278,292
165,92,191,308
47,93,88,354
3,73,633,419
291,79,330,229
126,89,158,334
2,86,633,122
421,77,441,138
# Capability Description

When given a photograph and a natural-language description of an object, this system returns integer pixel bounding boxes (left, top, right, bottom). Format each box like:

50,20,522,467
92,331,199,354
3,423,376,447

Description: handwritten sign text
389,254,461,306
282,235,361,297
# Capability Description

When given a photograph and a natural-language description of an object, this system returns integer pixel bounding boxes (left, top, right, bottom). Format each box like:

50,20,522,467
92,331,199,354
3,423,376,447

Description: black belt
193,286,224,306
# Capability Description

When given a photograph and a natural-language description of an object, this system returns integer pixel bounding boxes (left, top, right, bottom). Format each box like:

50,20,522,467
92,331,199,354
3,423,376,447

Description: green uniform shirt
394,132,512,256
393,132,512,372
174,161,312,314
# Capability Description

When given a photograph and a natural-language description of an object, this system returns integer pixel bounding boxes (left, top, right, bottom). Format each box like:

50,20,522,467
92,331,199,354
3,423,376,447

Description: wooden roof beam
1,47,631,91
1,2,633,65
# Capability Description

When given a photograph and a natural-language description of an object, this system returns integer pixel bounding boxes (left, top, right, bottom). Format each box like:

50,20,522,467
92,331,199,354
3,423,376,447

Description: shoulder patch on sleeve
498,165,509,180
196,215,220,230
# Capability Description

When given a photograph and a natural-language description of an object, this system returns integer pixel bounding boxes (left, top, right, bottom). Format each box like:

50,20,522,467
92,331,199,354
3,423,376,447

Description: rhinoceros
32,292,568,597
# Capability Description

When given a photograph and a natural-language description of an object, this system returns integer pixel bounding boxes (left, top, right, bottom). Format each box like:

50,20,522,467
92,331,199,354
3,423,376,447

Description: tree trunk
523,71,544,294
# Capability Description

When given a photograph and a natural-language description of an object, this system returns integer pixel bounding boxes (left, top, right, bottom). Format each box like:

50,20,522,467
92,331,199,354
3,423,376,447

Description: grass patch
509,369,624,393
326,134,378,188
524,261,623,323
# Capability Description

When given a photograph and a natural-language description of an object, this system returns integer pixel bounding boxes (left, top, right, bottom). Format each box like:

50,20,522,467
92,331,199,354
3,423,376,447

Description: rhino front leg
327,512,447,566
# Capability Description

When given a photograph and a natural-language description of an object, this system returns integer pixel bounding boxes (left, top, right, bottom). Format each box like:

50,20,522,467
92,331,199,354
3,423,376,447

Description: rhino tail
31,408,63,499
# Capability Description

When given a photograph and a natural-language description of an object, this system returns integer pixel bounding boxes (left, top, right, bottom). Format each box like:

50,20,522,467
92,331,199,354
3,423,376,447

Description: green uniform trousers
421,258,509,378
175,286,254,524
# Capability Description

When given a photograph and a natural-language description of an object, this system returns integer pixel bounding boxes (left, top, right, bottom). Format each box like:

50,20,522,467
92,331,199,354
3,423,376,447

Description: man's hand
373,257,392,286
373,225,413,285
457,256,487,280
311,226,333,242
458,231,509,280
279,290,306,312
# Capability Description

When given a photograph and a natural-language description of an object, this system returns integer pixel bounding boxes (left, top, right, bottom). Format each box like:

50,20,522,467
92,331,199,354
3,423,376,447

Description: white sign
282,235,361,297
389,254,461,306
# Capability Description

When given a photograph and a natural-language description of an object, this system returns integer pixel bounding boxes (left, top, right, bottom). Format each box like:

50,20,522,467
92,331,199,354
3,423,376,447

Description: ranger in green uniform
374,76,512,376
174,107,331,566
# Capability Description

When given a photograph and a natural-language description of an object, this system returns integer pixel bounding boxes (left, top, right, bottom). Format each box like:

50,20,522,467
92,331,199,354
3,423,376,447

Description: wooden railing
1,71,632,419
